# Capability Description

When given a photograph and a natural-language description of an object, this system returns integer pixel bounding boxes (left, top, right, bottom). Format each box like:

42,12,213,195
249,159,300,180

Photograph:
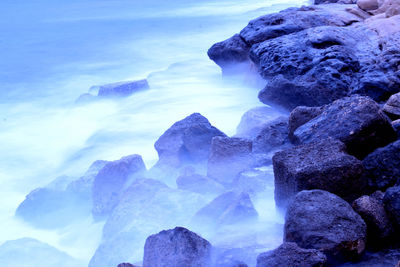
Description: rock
92,155,146,219
256,242,327,267
339,249,400,267
207,137,253,186
75,93,96,104
231,166,274,196
143,227,212,267
293,95,397,159
176,166,224,196
393,119,400,138
252,116,290,153
192,191,258,228
383,92,400,120
273,138,365,208
235,106,285,139
315,0,356,3
358,0,379,11
97,79,149,98
0,238,84,267
154,113,226,167
363,140,400,190
383,186,400,227
288,106,324,141
284,190,367,264
373,0,400,17
117,264,137,267
352,195,394,243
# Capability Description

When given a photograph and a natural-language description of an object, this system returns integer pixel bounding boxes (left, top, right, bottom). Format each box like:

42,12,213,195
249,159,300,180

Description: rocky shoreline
13,0,400,266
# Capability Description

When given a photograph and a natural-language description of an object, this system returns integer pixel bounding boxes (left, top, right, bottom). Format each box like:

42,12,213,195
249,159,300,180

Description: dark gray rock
363,140,400,191
193,191,258,228
235,106,285,139
256,242,327,267
352,195,394,243
176,166,224,196
92,155,146,219
383,92,400,120
293,95,397,159
143,227,212,267
97,79,149,98
273,138,365,208
207,137,253,186
384,186,400,228
284,190,367,264
339,249,400,267
154,113,226,167
252,116,290,153
393,119,400,138
288,106,324,141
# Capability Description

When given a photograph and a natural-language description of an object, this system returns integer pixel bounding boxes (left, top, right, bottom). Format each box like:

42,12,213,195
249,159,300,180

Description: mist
0,0,306,266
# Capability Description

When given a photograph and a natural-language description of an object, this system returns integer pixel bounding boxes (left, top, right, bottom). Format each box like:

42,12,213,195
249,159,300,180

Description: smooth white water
0,0,306,265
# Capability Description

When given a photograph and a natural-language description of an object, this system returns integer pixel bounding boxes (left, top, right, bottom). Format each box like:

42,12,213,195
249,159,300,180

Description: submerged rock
143,227,212,267
92,154,146,219
252,116,290,153
176,166,224,196
97,79,149,98
273,138,364,208
154,113,226,167
256,242,327,267
284,190,367,264
293,95,396,159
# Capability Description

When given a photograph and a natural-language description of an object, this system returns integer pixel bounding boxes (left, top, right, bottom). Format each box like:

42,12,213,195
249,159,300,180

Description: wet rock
288,106,324,141
143,227,212,267
232,166,274,196
252,117,290,153
154,113,226,167
358,0,379,11
193,191,258,228
256,242,327,267
235,106,284,139
207,137,253,186
293,95,396,159
383,92,400,120
352,195,394,243
97,79,149,98
273,138,365,208
284,190,367,264
339,249,400,267
176,166,224,196
363,140,400,190
92,155,146,219
383,186,400,228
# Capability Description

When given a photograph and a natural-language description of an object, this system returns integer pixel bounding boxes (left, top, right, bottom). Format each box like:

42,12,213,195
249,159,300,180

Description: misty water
0,0,306,266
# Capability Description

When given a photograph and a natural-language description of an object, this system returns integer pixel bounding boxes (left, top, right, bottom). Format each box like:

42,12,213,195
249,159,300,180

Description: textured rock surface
252,116,290,153
273,138,364,207
154,113,226,167
293,95,396,158
383,92,400,120
143,227,212,267
256,242,327,267
383,186,400,227
284,190,367,264
288,105,324,140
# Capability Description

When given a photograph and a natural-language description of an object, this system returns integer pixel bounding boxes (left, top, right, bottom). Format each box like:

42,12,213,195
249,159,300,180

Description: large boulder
273,138,365,208
256,242,327,267
363,140,400,191
143,227,212,267
288,106,324,141
252,116,291,153
284,190,367,264
383,186,400,228
92,155,146,219
383,92,400,120
154,113,226,167
292,95,397,159
207,137,253,186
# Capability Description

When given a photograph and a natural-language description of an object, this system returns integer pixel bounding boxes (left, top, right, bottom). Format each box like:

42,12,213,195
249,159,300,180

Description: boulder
383,186,400,227
193,191,258,228
176,166,224,196
288,106,324,141
293,95,397,159
357,0,379,11
352,194,394,243
235,106,284,139
154,113,226,167
284,190,367,264
273,138,365,208
363,140,400,190
143,227,212,267
97,79,149,98
383,92,400,120
92,154,146,219
252,116,290,153
315,0,356,3
207,137,253,186
339,249,400,267
256,242,327,267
